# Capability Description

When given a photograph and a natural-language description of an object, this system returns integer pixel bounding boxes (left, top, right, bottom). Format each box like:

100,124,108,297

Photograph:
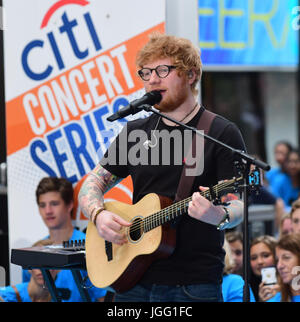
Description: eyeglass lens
138,65,174,81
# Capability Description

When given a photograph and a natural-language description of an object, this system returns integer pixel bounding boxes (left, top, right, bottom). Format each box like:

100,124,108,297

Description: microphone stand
139,104,270,302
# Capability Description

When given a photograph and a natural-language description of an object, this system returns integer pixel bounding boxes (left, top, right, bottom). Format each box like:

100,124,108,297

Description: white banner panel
3,0,165,284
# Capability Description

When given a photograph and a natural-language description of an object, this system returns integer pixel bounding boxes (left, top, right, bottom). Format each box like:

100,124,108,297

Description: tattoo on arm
91,164,121,193
78,164,121,219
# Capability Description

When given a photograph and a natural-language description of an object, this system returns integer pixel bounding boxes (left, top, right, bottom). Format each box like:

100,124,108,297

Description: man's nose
45,204,53,213
148,70,160,84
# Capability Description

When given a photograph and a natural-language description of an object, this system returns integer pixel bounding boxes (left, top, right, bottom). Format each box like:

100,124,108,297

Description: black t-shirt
100,106,246,285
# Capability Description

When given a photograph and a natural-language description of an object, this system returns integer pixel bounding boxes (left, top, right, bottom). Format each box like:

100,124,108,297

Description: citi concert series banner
3,0,165,283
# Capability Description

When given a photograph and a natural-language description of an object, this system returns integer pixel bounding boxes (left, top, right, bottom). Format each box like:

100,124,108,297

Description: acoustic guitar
85,176,244,293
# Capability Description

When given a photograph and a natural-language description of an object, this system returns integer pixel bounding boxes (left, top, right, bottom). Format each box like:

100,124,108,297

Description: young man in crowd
23,177,106,302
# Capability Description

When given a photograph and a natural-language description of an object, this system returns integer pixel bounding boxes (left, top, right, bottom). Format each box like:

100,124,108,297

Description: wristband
91,206,105,225
216,207,230,230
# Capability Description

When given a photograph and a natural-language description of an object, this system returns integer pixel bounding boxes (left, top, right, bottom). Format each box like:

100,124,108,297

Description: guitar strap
174,108,216,203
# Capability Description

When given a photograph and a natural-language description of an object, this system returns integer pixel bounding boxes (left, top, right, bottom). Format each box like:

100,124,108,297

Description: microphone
107,90,162,122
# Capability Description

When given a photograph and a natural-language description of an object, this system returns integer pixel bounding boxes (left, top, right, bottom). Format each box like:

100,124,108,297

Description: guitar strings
127,179,234,233
127,178,239,233
127,177,242,234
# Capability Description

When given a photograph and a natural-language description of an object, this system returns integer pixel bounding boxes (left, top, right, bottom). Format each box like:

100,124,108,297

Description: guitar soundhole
129,217,143,242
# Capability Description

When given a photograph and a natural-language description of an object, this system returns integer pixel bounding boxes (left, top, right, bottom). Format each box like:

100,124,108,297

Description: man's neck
49,223,74,244
161,96,199,127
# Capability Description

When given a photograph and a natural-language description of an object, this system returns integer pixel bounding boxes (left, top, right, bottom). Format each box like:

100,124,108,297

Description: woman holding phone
249,235,279,301
267,233,300,302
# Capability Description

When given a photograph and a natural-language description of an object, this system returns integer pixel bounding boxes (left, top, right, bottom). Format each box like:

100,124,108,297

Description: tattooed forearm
78,164,121,219
91,163,121,193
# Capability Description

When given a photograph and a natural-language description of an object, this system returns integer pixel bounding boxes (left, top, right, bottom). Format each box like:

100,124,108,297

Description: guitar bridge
105,240,113,261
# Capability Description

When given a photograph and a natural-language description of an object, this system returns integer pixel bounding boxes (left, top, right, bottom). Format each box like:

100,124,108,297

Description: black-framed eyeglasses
138,65,176,81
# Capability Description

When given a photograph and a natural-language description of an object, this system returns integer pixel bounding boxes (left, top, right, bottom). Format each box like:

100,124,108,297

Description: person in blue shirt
22,177,106,302
266,233,300,302
222,274,256,302
266,141,292,188
269,149,300,210
267,292,300,302
0,268,58,302
1,239,59,302
226,231,243,276
222,239,255,302
249,235,279,302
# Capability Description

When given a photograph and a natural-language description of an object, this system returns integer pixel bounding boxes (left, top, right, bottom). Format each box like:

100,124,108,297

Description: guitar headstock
204,169,262,205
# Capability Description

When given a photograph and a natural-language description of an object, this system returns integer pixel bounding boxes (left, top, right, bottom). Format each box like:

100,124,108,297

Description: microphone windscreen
146,90,162,105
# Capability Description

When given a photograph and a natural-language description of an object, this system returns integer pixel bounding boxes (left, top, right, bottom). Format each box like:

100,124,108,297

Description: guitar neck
143,177,241,232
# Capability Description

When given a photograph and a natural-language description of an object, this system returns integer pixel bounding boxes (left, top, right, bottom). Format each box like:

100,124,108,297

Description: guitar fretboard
142,177,241,233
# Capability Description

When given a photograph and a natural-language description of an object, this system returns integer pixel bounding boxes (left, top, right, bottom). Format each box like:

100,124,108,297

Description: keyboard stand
11,246,95,302
39,266,91,302
41,268,61,302
70,269,91,302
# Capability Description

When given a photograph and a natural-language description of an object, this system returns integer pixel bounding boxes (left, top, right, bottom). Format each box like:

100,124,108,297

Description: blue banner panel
198,0,299,69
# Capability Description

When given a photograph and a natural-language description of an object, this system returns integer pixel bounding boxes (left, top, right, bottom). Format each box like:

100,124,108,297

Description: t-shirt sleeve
99,124,130,179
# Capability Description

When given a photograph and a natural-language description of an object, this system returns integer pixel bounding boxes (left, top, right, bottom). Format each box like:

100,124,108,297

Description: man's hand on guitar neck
188,186,227,226
95,210,132,246
188,186,243,228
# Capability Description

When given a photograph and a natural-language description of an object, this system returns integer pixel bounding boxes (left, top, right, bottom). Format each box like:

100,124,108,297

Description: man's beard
154,84,188,113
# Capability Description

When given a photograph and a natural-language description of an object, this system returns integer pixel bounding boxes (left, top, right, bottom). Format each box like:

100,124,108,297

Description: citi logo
21,0,102,81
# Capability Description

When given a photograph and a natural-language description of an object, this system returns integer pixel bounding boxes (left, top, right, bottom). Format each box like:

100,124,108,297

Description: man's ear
187,70,196,84
68,200,74,215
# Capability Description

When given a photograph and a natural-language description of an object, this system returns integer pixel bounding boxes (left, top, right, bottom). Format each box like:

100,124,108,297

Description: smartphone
261,267,277,285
